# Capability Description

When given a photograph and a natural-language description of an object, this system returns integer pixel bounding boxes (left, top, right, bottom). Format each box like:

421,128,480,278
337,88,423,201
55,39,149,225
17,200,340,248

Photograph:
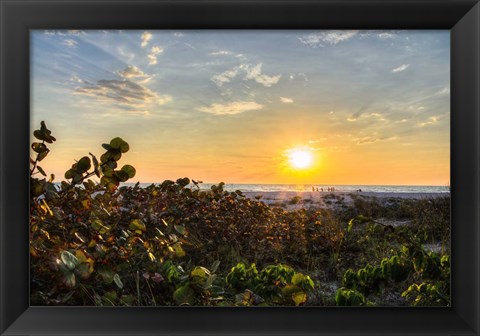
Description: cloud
437,86,450,95
62,39,78,47
419,116,439,127
299,30,359,47
148,46,163,65
74,70,171,111
210,50,233,56
347,101,373,121
378,32,394,39
69,75,84,84
119,66,148,78
211,63,281,88
243,64,281,87
280,97,294,104
308,138,327,144
197,101,263,115
211,67,241,87
392,64,410,73
355,135,397,145
141,31,152,47
118,47,135,62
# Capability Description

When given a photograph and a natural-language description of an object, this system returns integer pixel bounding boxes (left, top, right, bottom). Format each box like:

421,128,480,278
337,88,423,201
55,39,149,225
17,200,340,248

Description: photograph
30,29,451,307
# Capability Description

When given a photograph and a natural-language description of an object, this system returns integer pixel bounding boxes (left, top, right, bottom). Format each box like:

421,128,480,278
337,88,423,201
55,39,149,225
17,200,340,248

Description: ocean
126,183,449,194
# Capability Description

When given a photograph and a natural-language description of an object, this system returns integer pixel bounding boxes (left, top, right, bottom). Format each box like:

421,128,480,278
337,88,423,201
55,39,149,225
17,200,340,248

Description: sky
31,30,450,186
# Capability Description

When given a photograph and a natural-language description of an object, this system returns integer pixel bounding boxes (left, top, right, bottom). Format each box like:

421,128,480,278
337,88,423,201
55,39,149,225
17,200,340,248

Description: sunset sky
31,30,450,186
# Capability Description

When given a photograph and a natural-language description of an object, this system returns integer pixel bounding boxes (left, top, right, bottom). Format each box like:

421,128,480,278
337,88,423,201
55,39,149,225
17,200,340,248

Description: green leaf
33,130,46,141
75,263,93,279
102,144,113,151
100,176,119,191
76,156,91,174
291,273,306,286
37,166,47,176
102,165,114,177
100,150,121,163
174,225,185,235
129,219,146,232
121,165,136,179
190,266,210,281
98,267,115,284
72,173,83,185
113,273,124,289
109,150,122,162
106,160,118,169
113,170,129,182
60,250,79,271
37,150,49,161
110,137,129,153
281,285,307,306
90,152,100,177
173,285,195,305
65,169,76,179
172,242,186,258
32,142,47,153
62,272,76,289
91,219,111,234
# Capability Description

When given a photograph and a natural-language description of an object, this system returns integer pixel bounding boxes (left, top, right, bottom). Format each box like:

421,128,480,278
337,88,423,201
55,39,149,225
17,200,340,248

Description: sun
288,149,313,169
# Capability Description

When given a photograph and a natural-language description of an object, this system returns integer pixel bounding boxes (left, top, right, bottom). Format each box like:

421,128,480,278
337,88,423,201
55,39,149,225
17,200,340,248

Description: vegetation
30,122,450,306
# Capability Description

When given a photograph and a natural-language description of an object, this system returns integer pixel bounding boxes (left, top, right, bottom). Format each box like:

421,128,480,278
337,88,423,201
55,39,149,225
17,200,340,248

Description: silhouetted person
320,188,323,192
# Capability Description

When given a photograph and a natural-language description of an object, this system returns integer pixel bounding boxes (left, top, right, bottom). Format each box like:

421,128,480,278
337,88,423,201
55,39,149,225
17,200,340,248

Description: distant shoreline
241,191,450,211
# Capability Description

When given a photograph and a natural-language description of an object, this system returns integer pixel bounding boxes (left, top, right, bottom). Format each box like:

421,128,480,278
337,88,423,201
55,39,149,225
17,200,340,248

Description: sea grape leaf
174,225,185,235
62,272,76,289
173,285,195,305
65,169,76,179
102,165,114,177
113,170,129,182
129,219,146,232
32,142,47,153
72,173,83,185
113,273,124,289
281,285,307,306
172,242,186,258
98,268,115,284
121,165,136,178
37,150,49,161
33,130,46,141
91,219,111,234
89,152,100,177
37,166,47,176
109,137,129,153
75,263,92,279
60,250,79,271
76,156,91,174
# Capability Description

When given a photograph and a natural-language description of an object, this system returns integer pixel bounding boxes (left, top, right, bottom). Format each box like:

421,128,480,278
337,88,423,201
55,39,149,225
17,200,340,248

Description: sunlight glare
288,149,313,169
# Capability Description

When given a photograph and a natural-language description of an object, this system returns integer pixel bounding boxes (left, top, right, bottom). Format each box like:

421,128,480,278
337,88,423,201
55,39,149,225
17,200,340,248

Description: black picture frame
1,0,479,335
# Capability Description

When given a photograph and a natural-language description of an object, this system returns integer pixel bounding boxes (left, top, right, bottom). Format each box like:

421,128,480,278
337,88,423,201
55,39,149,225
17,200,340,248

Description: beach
242,191,450,211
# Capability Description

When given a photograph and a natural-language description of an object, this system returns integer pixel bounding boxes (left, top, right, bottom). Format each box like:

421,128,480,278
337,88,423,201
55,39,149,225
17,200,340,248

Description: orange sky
31,30,450,186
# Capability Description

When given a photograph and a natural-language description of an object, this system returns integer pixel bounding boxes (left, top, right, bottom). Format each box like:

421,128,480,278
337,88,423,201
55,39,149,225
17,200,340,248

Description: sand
242,191,450,211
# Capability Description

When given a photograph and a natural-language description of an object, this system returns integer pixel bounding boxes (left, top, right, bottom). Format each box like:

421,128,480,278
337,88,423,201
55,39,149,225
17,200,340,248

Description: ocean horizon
122,182,450,194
